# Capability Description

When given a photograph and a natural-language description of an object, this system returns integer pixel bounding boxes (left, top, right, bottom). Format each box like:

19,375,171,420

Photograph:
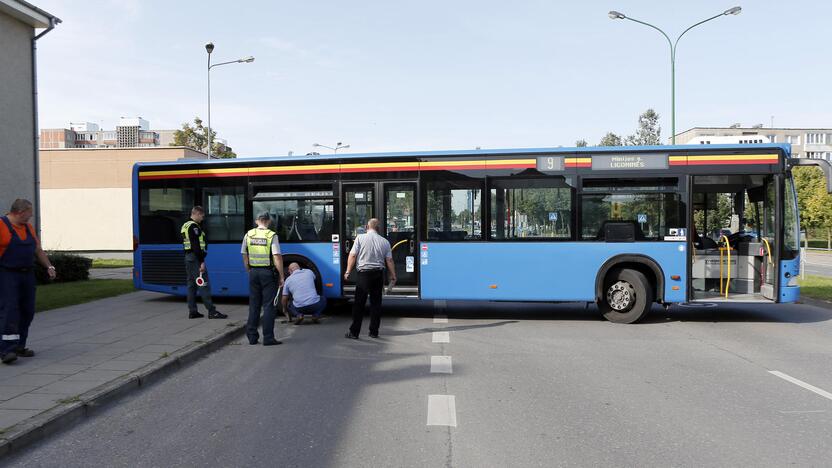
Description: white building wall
40,188,133,251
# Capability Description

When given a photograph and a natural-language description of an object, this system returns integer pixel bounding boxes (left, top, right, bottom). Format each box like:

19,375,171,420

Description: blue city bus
132,144,832,323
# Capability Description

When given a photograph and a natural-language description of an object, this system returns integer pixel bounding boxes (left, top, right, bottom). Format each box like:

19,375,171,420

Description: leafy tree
794,166,832,248
598,132,623,147
575,139,588,147
625,108,662,146
171,117,236,158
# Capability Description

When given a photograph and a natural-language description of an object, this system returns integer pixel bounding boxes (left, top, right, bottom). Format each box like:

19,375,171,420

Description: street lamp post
608,6,741,144
205,42,254,158
313,142,350,154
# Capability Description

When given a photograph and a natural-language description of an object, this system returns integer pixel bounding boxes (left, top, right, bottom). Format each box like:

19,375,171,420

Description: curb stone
0,320,246,458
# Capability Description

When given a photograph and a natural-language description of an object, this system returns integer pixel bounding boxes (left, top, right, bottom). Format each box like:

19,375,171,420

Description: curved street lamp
206,43,254,158
608,6,741,144
313,142,350,154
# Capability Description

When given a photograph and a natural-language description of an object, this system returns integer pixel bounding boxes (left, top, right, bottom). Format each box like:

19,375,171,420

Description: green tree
171,117,236,158
598,132,623,147
575,139,588,147
794,166,832,248
625,108,662,146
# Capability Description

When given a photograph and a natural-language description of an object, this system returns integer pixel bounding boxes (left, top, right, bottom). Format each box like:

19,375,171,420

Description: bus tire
599,268,653,324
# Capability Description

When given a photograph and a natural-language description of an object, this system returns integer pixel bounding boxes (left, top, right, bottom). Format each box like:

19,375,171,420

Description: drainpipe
32,17,60,238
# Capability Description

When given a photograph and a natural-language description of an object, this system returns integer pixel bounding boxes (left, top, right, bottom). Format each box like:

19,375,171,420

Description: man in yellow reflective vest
241,212,285,346
182,206,226,319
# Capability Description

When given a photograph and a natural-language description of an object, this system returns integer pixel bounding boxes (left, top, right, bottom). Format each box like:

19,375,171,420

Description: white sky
34,0,831,157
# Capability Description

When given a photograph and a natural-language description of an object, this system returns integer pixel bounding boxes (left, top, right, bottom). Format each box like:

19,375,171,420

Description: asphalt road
6,299,832,467
803,250,832,277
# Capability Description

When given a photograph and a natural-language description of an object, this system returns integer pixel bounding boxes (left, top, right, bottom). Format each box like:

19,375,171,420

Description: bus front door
342,184,375,291
382,183,418,296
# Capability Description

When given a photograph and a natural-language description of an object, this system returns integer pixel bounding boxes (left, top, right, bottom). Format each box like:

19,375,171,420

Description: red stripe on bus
685,159,777,165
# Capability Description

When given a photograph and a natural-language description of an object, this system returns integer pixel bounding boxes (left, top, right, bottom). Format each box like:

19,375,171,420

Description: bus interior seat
595,221,646,242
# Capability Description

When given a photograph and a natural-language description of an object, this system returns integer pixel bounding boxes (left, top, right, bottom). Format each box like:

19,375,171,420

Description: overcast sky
34,0,831,157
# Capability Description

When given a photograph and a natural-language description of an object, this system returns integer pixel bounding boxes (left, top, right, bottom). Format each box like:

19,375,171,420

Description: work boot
263,339,282,346
15,347,34,357
208,311,228,319
1,352,17,364
188,311,205,319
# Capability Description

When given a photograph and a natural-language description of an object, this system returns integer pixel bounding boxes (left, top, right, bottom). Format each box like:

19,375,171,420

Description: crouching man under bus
281,262,326,324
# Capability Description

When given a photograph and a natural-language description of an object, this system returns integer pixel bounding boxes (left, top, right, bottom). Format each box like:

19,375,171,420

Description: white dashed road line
430,356,453,374
432,331,450,343
427,395,457,427
769,371,832,402
433,315,448,324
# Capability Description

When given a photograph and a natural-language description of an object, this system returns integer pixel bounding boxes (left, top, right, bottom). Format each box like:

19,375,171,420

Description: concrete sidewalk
0,291,248,454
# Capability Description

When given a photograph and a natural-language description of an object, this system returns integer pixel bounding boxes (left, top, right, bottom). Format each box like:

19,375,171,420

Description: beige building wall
39,147,207,251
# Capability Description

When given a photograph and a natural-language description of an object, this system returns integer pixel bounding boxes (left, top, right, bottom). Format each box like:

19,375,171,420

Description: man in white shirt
343,218,396,339
281,263,326,324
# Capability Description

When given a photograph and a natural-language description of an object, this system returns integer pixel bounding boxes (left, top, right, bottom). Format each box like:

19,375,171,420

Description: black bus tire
598,268,653,324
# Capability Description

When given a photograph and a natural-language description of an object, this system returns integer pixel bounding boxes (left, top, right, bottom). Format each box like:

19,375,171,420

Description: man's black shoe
369,332,379,338
263,339,282,346
344,332,359,340
208,311,228,319
294,315,304,325
249,339,259,345
1,352,17,364
189,312,204,319
15,348,34,357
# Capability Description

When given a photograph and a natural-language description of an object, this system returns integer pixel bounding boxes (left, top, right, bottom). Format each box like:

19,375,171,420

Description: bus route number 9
536,156,564,172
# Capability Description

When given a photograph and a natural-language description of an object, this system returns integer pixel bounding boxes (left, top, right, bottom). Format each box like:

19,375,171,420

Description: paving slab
0,290,247,458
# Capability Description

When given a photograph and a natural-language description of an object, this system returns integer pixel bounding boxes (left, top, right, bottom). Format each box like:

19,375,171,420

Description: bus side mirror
789,157,832,193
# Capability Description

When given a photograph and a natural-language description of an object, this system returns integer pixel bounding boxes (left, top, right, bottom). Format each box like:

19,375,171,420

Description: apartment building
674,126,832,160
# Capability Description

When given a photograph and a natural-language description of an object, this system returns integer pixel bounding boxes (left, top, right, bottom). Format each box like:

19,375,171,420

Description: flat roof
135,143,792,168
676,126,832,135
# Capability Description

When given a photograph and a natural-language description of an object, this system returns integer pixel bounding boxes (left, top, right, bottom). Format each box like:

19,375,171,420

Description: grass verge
36,279,135,312
797,275,832,302
91,258,134,268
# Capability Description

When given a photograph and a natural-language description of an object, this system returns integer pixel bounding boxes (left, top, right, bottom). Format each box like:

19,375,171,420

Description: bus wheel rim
607,281,635,312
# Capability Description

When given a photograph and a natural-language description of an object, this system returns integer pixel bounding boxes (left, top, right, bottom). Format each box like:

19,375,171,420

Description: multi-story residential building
673,126,832,160
41,118,232,154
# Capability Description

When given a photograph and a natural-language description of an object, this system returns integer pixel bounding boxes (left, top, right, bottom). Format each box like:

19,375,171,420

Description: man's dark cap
257,212,271,221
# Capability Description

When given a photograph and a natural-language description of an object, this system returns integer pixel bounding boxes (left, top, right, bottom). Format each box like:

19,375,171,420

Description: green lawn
36,279,135,312
91,258,134,269
797,275,832,302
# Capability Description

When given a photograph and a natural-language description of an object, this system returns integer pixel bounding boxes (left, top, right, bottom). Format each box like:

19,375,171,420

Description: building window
766,135,776,143
807,133,826,145
786,135,801,145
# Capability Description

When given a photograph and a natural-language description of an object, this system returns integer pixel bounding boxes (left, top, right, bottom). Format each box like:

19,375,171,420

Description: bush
35,252,92,285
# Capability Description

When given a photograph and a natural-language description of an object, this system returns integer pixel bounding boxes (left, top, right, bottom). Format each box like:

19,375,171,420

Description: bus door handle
409,239,415,254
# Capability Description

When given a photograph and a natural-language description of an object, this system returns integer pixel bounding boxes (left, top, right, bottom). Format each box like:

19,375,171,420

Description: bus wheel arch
595,255,664,324
281,254,323,294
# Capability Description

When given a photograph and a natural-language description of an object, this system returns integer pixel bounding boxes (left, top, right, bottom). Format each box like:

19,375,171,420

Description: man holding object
343,218,395,339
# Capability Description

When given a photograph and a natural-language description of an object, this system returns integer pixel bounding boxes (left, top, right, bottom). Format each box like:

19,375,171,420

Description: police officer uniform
242,220,283,345
181,217,225,319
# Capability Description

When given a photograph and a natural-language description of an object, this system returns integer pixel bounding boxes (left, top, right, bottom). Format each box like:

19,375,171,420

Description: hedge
35,252,92,285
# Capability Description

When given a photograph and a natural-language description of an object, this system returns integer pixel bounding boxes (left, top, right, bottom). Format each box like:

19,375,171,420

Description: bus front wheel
599,268,653,324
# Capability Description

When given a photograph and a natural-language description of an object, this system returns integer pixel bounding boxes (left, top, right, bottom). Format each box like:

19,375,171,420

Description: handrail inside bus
789,158,832,193
719,235,731,299
761,238,773,265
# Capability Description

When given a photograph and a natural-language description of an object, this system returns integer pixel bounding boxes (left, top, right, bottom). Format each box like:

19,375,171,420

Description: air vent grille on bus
141,250,186,285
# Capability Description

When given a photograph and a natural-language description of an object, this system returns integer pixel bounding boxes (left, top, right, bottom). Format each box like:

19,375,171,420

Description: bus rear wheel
599,268,653,324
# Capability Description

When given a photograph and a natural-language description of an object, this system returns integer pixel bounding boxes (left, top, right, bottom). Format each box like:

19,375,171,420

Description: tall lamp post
313,142,350,154
608,6,741,144
206,42,254,158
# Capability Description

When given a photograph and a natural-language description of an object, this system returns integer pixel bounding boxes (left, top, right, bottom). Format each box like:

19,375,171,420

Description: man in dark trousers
0,199,56,364
343,218,396,339
181,206,227,319
241,213,284,345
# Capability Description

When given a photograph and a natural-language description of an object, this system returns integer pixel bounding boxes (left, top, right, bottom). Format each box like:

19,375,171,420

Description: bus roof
135,143,792,168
